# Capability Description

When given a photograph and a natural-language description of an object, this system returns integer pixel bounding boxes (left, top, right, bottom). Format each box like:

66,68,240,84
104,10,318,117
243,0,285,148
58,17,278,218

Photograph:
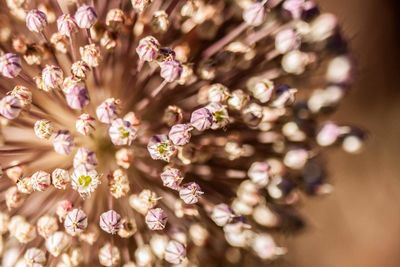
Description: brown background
286,0,400,266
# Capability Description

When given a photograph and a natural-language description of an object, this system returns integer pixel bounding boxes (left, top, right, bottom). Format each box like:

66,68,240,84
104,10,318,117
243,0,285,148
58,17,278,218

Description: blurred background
285,0,400,266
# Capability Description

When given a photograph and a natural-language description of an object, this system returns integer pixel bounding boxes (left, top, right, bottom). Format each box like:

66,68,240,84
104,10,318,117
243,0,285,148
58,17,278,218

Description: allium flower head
0,0,364,266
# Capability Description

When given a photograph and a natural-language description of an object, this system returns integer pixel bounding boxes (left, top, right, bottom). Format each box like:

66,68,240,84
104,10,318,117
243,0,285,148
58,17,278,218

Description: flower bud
0,53,22,78
26,9,47,32
65,85,90,110
248,162,270,187
164,240,186,264
53,130,74,155
34,119,54,139
168,124,192,146
15,221,37,243
99,210,122,234
99,243,121,267
71,60,90,79
243,2,265,26
136,36,160,62
31,170,51,191
42,65,63,90
80,44,102,67
105,9,125,30
75,5,97,29
0,95,22,120
109,169,130,199
179,182,203,204
5,186,25,209
131,0,153,13
160,167,183,190
73,147,98,170
76,113,96,136
64,208,88,236
211,203,234,226
151,11,169,33
46,231,71,257
16,176,33,194
160,60,183,82
96,98,120,124
24,247,47,267
57,14,78,37
190,107,213,131
145,208,168,230
275,28,301,54
37,215,59,239
115,148,134,169
10,85,32,109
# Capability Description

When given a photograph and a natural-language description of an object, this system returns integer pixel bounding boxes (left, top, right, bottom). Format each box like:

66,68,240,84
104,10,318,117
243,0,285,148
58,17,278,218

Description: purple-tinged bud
57,14,78,37
64,209,87,236
31,170,51,191
75,5,97,29
147,134,176,162
160,167,183,190
164,240,186,264
26,9,48,33
0,53,22,78
96,98,120,124
136,36,160,62
53,130,74,155
65,85,90,110
243,2,265,26
76,113,96,136
160,60,183,82
42,65,63,90
168,124,192,146
115,148,134,169
206,102,230,129
145,208,167,230
211,203,234,226
10,85,32,109
52,168,70,190
248,162,270,187
0,95,22,120
190,107,213,131
275,28,301,54
73,147,98,170
99,210,122,234
109,118,137,146
24,248,47,266
179,182,203,204
207,83,230,103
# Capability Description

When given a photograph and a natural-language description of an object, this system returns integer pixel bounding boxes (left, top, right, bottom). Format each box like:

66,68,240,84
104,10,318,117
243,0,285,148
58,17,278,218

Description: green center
157,143,168,154
119,127,130,139
78,175,92,187
213,111,225,122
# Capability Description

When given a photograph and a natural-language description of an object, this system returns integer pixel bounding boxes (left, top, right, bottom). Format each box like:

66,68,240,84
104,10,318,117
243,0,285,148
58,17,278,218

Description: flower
0,1,363,265
71,167,101,198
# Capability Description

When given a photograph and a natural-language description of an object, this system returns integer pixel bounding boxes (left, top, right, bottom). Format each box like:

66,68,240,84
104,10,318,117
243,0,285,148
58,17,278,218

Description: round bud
136,36,160,62
99,210,122,234
99,243,121,267
65,85,90,110
53,130,74,155
145,208,167,230
168,124,192,146
179,182,203,204
164,240,186,264
160,60,183,82
243,2,265,26
26,9,47,32
74,5,97,29
34,119,54,139
64,208,88,236
57,14,78,37
31,170,51,191
37,215,59,239
0,95,22,120
0,53,22,78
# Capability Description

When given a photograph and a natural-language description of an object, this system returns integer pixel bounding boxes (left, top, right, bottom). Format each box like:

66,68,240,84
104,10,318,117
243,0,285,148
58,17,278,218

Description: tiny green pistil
78,175,92,187
119,127,130,139
157,143,168,154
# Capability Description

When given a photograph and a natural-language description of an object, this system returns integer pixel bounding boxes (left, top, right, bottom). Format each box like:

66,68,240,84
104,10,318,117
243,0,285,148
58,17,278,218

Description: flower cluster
0,0,364,266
